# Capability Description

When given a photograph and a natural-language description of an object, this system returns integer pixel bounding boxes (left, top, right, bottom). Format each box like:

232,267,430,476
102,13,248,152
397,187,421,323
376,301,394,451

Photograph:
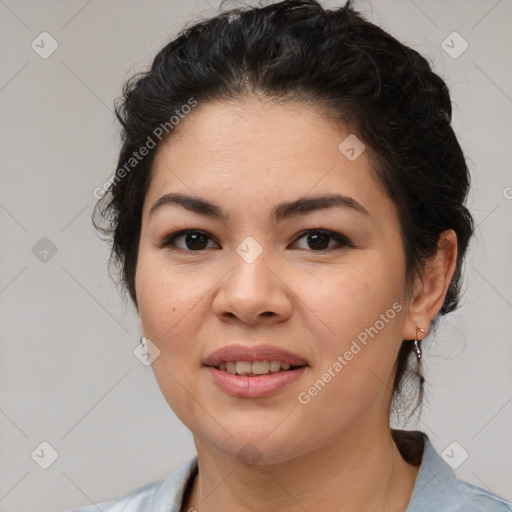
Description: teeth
251,361,270,374
235,361,252,375
269,361,281,372
216,360,297,375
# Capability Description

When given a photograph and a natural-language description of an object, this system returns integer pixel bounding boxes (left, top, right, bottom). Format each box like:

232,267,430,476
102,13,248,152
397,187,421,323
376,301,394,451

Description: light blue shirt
69,432,512,511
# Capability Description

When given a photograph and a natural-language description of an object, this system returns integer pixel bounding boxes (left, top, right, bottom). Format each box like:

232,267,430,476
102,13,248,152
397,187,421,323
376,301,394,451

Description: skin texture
135,98,458,512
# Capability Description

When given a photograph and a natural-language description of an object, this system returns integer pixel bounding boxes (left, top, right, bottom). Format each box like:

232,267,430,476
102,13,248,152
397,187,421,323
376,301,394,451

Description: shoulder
448,480,512,511
67,456,198,512
395,430,512,512
69,479,163,512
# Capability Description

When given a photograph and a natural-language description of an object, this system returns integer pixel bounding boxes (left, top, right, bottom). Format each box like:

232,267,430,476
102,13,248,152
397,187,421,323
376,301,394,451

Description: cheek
294,286,405,438
299,260,403,334
295,261,405,389
136,252,206,338
135,259,207,424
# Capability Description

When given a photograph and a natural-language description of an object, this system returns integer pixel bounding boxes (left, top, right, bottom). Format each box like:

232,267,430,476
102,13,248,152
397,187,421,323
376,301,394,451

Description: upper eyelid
161,228,351,249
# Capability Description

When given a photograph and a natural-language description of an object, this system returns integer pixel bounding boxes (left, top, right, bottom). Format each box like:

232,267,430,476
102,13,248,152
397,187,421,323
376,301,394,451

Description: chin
201,428,309,466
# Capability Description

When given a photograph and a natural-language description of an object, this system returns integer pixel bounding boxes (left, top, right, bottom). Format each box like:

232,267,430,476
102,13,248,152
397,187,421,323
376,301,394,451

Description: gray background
0,1,511,511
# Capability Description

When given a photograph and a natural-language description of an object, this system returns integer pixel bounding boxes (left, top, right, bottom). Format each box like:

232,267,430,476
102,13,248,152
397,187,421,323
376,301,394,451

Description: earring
140,336,147,348
414,327,425,362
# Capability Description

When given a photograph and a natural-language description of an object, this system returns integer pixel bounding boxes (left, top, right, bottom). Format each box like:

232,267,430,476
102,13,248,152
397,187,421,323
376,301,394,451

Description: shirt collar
406,431,461,511
151,431,460,512
152,455,198,511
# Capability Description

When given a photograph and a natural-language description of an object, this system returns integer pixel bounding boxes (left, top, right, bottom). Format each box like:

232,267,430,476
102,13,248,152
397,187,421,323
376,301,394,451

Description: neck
183,426,420,512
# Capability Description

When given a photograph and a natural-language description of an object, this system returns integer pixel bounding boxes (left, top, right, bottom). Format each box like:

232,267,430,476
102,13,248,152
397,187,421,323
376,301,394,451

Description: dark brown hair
93,0,474,417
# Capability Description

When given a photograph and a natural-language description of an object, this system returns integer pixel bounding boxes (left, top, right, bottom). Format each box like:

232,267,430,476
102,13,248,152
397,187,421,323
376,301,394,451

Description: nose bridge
236,234,266,266
229,239,274,299
212,237,291,322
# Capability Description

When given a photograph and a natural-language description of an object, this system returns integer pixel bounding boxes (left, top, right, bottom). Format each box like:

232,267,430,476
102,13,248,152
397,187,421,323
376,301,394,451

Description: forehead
145,99,395,223
155,98,348,163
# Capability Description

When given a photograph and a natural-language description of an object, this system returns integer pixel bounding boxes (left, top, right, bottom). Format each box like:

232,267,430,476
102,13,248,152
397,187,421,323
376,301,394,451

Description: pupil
308,232,329,250
186,232,208,250
183,232,331,251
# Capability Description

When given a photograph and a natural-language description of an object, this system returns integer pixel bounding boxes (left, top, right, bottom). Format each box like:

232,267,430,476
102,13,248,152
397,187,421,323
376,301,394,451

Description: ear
402,229,458,340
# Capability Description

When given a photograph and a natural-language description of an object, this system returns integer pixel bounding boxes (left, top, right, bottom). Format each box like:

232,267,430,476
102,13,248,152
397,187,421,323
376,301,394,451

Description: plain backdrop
0,1,511,511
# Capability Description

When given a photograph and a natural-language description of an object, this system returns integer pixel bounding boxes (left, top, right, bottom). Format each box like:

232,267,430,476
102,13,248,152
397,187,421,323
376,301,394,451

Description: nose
211,250,292,325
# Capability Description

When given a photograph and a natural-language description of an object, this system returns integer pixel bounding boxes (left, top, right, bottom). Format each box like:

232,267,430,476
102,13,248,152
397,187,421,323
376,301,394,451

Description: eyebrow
149,192,370,222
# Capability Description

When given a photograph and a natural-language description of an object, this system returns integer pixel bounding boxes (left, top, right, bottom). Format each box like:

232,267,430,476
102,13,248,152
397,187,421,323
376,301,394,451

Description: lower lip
205,366,307,398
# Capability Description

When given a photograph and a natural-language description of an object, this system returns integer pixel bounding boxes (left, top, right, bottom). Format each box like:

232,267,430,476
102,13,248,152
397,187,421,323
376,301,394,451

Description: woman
72,1,512,510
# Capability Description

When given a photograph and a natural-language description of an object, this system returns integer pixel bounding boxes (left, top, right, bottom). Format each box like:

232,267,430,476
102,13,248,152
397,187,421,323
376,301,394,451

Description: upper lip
203,343,308,367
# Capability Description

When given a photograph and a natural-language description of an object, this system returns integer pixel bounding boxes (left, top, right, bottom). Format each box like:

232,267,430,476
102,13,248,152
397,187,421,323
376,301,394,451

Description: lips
206,365,307,398
203,343,309,398
203,343,308,368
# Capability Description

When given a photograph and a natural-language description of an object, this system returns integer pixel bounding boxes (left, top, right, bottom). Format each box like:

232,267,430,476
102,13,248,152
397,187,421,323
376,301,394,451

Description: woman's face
135,99,416,464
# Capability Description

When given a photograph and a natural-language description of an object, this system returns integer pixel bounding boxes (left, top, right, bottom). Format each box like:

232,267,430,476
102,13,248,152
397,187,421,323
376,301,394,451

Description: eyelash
159,228,352,253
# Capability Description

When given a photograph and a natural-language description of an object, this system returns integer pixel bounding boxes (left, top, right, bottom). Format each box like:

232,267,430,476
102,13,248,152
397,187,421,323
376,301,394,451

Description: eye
291,229,352,251
160,228,352,252
160,230,219,251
